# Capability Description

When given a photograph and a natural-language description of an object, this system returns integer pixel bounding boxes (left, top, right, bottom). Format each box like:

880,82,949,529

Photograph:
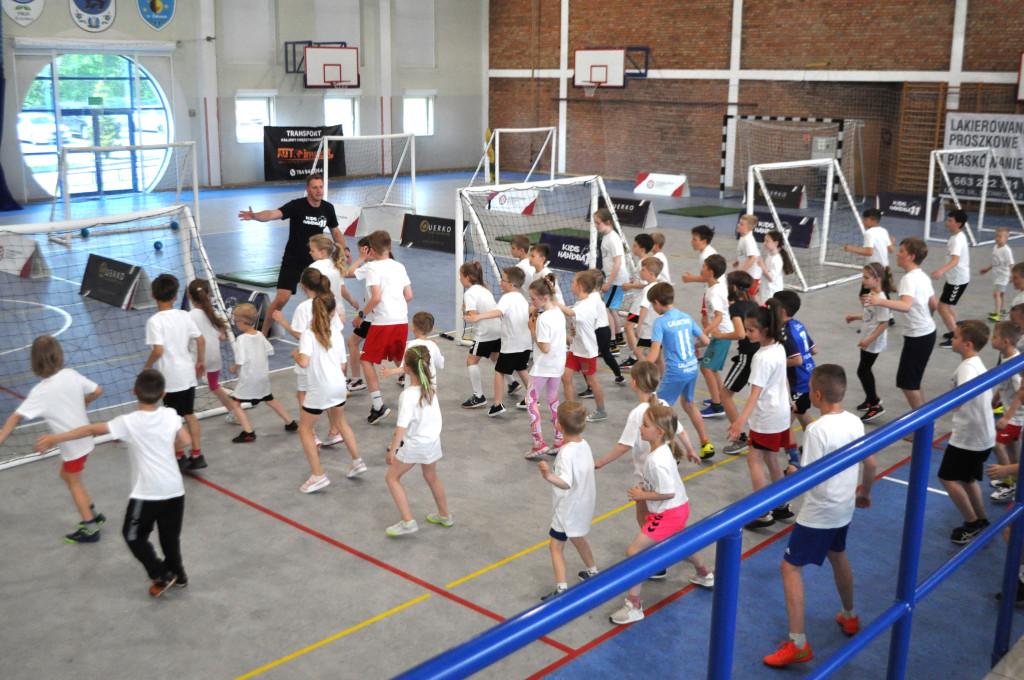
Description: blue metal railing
395,354,1024,680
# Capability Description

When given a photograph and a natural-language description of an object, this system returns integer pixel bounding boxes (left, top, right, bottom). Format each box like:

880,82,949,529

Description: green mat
217,266,280,288
658,205,742,218
496,228,591,244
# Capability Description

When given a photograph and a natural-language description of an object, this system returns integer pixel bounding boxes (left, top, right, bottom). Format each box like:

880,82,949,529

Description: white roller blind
223,0,276,65
393,0,434,68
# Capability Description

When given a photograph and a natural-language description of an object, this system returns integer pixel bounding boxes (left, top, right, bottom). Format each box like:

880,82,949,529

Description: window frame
402,91,435,137
323,91,361,137
234,90,276,144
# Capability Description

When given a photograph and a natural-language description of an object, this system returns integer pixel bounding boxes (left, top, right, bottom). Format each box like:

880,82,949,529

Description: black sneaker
577,569,597,582
461,394,487,409
65,524,100,544
772,504,795,521
488,403,506,417
943,330,955,340
368,405,391,425
614,375,626,385
995,581,1024,606
745,513,776,530
284,420,299,432
648,569,668,581
187,455,208,470
516,399,528,410
90,505,106,525
609,345,621,356
232,430,257,443
176,455,189,472
855,399,872,411
149,571,178,597
507,380,522,396
577,386,594,398
173,570,189,588
541,588,567,602
939,339,953,349
861,404,885,422
620,357,637,370
951,518,989,544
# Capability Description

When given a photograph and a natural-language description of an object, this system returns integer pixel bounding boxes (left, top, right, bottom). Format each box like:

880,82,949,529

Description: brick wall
964,0,1024,71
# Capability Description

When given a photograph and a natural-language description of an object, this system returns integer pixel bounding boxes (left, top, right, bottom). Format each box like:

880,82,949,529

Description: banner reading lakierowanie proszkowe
942,113,1024,202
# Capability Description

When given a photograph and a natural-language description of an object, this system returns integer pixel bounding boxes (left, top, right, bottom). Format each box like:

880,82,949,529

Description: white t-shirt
699,245,718,267
638,281,660,340
145,309,201,393
395,386,443,464
569,293,601,358
996,351,1024,427
946,231,970,286
897,268,937,338
748,342,790,433
863,226,891,268
992,244,1014,287
705,279,734,334
550,439,597,537
796,411,864,528
497,292,532,353
289,299,342,378
860,292,891,354
530,267,565,305
591,291,610,330
364,258,411,325
1013,290,1024,308
405,337,444,384
531,307,567,378
311,259,346,322
463,285,501,342
233,331,274,400
654,252,671,283
601,231,630,285
764,252,784,298
352,264,372,321
629,280,652,316
643,443,688,514
516,258,533,292
737,232,762,280
107,407,184,501
618,397,677,483
189,307,226,373
298,327,348,410
949,355,996,450
17,368,98,461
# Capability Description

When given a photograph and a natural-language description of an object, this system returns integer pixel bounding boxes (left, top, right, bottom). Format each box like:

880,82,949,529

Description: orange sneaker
836,612,860,636
763,639,813,667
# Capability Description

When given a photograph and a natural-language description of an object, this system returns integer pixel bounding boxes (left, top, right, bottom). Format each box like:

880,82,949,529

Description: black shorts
896,331,936,391
940,282,968,305
548,527,568,542
626,313,640,325
302,401,344,416
234,394,275,406
277,259,310,294
938,444,991,483
723,352,754,393
163,387,196,417
496,350,530,375
637,338,652,349
353,321,371,339
791,391,811,415
471,338,501,358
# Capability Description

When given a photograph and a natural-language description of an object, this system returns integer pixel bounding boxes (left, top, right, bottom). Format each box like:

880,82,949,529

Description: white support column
557,0,568,174
197,0,221,187
947,0,968,110
723,0,743,192
378,0,393,136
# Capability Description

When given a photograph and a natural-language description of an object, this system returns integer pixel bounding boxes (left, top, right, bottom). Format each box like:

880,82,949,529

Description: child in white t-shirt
143,274,205,471
843,207,894,296
309,233,359,319
36,368,191,597
459,262,501,409
226,303,298,443
990,321,1024,503
843,263,893,423
933,209,970,347
526,243,566,306
463,266,532,416
536,402,598,600
759,230,795,299
186,279,236,418
0,335,104,543
555,271,608,422
381,311,445,387
510,234,534,294
595,208,630,345
980,226,1014,321
698,254,733,418
383,345,451,536
524,276,568,459
585,269,625,386
620,257,662,368
734,215,763,300
650,231,671,282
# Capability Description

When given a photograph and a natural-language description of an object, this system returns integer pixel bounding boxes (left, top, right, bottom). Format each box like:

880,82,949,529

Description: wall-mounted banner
137,0,173,30
263,125,343,181
942,113,1024,202
752,212,815,249
3,0,44,27
751,182,807,210
597,196,655,229
400,214,456,254
876,191,940,222
70,0,114,32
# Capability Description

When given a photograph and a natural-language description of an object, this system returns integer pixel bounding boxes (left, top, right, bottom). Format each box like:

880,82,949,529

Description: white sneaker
426,513,454,527
992,484,1016,502
385,519,418,536
609,598,644,625
314,433,324,448
689,571,715,588
347,459,367,478
300,475,330,493
322,432,344,447
224,411,238,424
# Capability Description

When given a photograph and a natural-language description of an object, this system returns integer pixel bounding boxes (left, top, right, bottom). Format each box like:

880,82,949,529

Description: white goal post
924,147,1024,246
468,127,557,187
747,158,866,292
311,132,416,212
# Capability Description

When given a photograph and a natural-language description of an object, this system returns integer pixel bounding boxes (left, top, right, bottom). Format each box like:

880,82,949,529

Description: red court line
525,453,917,679
0,383,25,399
187,473,574,655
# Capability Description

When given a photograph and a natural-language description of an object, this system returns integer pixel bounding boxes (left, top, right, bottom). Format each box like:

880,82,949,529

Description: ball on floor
154,240,163,250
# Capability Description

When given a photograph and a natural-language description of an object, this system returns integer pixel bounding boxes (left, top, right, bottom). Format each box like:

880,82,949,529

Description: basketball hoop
583,83,598,98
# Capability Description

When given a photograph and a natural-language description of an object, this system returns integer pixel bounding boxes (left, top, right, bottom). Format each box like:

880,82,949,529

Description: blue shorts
783,522,849,567
699,337,732,371
604,285,625,310
657,372,697,405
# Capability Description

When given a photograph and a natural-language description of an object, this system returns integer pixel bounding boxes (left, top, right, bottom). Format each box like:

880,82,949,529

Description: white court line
882,476,949,496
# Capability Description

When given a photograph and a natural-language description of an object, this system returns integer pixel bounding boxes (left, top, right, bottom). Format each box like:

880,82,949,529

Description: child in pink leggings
524,275,567,459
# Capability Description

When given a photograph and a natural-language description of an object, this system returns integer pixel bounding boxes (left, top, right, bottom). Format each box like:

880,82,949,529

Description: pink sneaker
314,433,323,448
524,443,549,460
322,432,344,447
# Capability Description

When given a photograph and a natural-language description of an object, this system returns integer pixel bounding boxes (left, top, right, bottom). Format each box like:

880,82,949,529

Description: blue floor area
547,452,1019,680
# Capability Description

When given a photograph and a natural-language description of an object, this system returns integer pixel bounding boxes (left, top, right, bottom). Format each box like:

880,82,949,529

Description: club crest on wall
70,0,114,32
137,0,172,30
2,0,44,27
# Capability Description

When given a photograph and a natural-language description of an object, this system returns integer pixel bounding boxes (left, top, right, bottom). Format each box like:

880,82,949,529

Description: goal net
0,205,235,469
311,133,416,213
747,158,866,292
924,147,1024,246
468,127,557,187
50,142,199,230
450,175,633,344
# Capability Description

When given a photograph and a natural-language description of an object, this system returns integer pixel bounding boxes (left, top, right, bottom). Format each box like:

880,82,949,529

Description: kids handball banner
544,231,602,273
876,191,940,221
752,212,815,249
263,125,343,181
942,113,1024,202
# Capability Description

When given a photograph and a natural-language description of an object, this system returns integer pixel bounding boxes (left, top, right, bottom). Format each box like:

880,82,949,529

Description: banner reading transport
264,125,344,181
942,113,1024,202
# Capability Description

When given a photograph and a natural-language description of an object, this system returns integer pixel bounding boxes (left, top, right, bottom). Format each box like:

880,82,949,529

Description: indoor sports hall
2,2,1024,680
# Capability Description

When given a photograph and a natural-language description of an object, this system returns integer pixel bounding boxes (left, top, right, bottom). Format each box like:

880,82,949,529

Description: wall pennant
70,0,115,32
137,0,172,30
3,0,44,27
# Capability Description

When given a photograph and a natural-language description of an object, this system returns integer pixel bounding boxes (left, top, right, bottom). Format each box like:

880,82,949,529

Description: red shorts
62,455,87,474
749,428,797,452
566,352,597,375
642,502,690,542
998,423,1022,445
361,323,409,364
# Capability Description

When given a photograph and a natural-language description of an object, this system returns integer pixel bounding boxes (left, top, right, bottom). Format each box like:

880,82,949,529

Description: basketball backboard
573,48,626,88
305,46,359,88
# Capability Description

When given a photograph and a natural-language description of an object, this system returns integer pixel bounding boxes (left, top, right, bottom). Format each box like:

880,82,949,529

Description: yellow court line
234,594,432,680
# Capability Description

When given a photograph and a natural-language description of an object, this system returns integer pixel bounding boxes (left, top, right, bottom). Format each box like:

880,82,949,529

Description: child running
459,261,501,409
759,230,794,299
309,234,359,319
719,271,761,455
345,236,372,391
774,290,818,475
384,345,452,536
608,404,713,624
584,268,625,384
524,276,568,459
697,254,732,419
536,401,598,600
0,336,105,543
979,226,1014,321
555,271,608,422
734,214,763,300
186,279,236,420
595,208,630,347
380,311,445,385
843,263,893,422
